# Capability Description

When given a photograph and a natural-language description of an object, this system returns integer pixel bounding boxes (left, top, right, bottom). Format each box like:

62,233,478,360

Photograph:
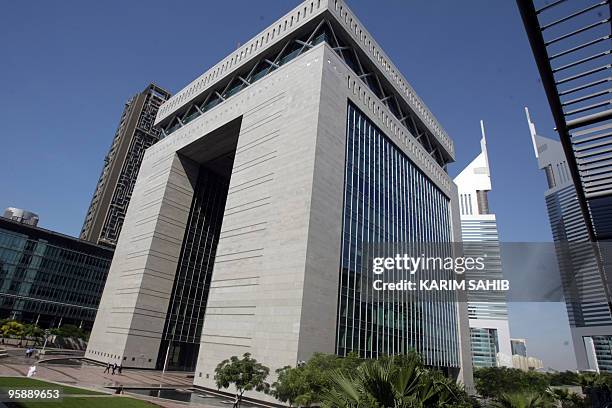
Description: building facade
0,217,113,330
2,208,39,227
511,338,527,357
528,108,612,373
80,84,171,248
454,122,512,368
517,0,612,249
85,0,473,395
512,354,544,372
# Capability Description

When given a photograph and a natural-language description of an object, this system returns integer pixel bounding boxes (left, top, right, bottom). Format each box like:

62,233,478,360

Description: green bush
50,324,88,340
270,352,362,406
270,351,474,407
474,367,549,398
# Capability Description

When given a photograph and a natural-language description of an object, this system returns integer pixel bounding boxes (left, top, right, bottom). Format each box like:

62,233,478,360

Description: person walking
111,363,117,375
104,362,111,374
118,364,123,375
26,365,37,378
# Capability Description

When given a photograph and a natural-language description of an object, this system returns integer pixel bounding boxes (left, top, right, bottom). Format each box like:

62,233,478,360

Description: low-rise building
0,216,113,330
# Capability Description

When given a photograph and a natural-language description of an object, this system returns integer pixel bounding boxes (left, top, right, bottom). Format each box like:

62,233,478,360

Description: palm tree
320,354,469,407
491,392,552,408
547,387,586,408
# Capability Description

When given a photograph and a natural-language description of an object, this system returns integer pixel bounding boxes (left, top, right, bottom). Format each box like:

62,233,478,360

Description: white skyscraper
528,107,612,373
454,121,512,368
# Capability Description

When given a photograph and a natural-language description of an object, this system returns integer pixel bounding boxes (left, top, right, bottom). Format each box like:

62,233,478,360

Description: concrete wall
86,149,198,367
194,44,335,390
87,45,336,371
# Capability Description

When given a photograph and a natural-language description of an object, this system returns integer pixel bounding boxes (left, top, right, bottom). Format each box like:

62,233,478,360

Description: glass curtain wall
336,103,460,369
157,165,230,371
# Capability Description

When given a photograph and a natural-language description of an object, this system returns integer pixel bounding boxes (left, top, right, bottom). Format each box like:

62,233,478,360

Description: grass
0,377,159,407
12,397,160,407
0,377,103,395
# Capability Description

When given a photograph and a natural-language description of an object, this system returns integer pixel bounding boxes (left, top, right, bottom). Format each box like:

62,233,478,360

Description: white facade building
528,107,612,373
454,122,512,368
85,0,474,400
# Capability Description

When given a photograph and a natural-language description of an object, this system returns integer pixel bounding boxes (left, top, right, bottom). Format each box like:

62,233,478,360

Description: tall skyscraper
80,84,171,248
528,107,612,373
517,0,612,305
454,122,512,368
85,0,473,397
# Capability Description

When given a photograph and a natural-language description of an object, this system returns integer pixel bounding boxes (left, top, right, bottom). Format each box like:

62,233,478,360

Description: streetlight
40,329,50,356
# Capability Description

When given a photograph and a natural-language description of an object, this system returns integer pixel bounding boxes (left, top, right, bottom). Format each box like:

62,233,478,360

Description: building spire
525,107,539,158
480,119,487,143
480,120,490,175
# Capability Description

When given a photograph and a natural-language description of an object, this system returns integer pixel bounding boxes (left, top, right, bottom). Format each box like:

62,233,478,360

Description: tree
0,320,24,344
214,353,270,407
474,367,549,398
271,365,311,407
547,388,585,408
320,353,472,407
270,352,362,407
22,324,43,347
491,392,552,408
548,371,580,386
577,372,612,407
55,324,87,340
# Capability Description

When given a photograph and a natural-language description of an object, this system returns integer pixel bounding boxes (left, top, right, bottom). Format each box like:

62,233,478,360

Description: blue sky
0,1,576,370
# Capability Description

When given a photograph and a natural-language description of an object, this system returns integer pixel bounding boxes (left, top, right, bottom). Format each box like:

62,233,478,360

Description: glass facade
0,218,113,329
470,327,498,368
593,335,612,373
157,165,230,371
336,103,460,369
546,185,611,328
511,339,527,357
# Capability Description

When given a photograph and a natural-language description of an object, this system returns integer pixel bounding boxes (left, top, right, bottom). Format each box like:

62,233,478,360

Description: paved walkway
0,347,261,407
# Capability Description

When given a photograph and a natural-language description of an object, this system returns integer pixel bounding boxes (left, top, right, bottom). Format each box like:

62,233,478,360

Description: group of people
103,362,122,375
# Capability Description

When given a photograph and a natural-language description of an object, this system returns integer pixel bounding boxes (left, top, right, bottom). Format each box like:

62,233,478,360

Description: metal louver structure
158,17,454,168
517,0,612,309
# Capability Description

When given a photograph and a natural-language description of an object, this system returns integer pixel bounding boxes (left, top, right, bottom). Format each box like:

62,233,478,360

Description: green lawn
12,397,159,408
0,377,158,407
0,377,102,395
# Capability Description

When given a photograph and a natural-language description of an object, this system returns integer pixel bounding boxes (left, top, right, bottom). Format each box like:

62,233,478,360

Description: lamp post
162,324,176,374
40,329,50,356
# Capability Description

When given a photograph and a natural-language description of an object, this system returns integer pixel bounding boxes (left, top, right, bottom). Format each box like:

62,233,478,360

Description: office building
528,108,612,373
454,122,512,368
517,0,611,302
80,84,171,248
0,216,113,329
2,208,39,227
85,0,473,395
511,338,527,358
512,354,544,372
